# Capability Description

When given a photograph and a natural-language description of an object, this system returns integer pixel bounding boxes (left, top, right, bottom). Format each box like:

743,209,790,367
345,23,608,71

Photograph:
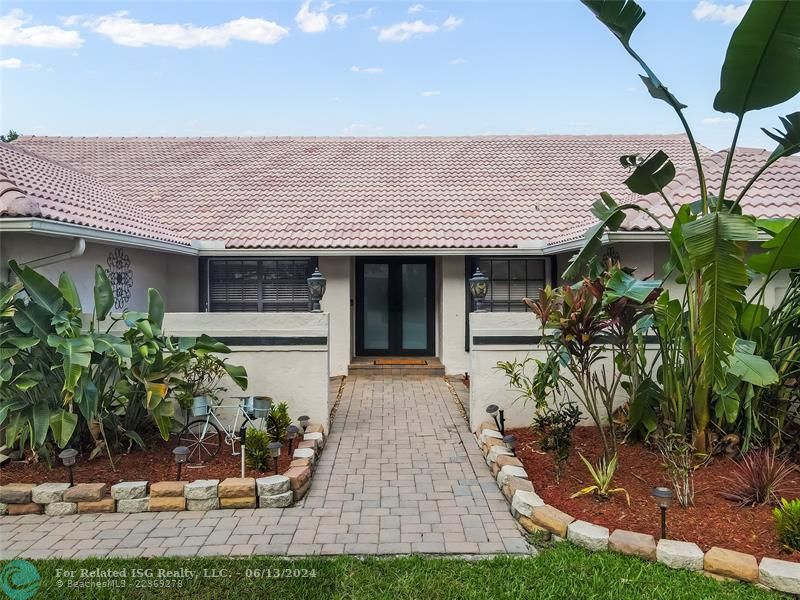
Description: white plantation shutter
208,258,312,312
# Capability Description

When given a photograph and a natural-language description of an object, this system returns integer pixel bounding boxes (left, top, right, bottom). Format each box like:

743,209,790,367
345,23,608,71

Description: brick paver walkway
0,374,529,559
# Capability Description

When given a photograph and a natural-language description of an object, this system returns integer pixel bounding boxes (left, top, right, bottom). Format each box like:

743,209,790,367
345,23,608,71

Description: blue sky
0,0,796,149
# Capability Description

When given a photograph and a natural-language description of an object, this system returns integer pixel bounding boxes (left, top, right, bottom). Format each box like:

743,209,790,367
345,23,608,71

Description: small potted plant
176,354,229,416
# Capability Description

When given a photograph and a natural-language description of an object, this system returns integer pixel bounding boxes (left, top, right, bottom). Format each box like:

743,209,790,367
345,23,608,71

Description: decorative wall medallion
106,247,133,309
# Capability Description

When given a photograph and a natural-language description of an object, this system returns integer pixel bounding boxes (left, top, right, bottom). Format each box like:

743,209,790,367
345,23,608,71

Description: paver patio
0,374,529,559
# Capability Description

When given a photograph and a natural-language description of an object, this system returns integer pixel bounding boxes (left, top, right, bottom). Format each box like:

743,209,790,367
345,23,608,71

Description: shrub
774,498,800,551
721,450,797,506
531,402,582,482
269,402,292,443
571,453,630,505
244,428,271,471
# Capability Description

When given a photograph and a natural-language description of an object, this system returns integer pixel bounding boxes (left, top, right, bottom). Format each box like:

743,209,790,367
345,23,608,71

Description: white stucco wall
163,312,330,433
440,255,468,376
0,233,198,312
319,256,351,377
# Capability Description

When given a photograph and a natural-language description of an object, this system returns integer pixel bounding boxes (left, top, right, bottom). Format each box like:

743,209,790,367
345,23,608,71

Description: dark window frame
200,257,317,313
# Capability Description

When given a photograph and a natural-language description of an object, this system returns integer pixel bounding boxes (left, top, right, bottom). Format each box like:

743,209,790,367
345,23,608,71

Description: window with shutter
474,258,547,312
206,258,313,312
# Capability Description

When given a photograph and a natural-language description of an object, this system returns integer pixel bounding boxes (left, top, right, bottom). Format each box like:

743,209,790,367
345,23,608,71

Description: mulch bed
0,433,296,488
511,425,800,562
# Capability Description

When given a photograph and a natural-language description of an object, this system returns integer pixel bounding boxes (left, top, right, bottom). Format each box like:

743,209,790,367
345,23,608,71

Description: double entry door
355,257,435,356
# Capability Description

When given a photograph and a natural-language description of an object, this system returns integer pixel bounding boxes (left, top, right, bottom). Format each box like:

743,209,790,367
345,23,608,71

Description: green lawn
17,543,780,599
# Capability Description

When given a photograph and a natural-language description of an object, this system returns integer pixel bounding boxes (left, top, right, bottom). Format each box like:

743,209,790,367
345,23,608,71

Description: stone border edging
0,423,326,517
472,420,800,595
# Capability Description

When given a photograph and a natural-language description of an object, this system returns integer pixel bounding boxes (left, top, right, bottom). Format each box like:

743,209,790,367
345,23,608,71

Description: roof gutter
23,237,86,269
0,218,197,256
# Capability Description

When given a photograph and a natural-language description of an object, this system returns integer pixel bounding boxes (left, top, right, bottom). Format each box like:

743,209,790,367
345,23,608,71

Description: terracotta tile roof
0,142,187,245
10,135,704,249
625,148,800,230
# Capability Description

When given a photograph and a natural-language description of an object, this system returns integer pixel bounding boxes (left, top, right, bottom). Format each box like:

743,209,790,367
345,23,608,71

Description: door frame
355,257,436,356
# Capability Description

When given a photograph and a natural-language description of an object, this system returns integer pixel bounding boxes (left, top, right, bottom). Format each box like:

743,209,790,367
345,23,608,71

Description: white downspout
22,237,86,270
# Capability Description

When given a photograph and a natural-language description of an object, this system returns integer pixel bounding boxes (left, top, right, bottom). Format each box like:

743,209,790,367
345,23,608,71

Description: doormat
374,359,428,366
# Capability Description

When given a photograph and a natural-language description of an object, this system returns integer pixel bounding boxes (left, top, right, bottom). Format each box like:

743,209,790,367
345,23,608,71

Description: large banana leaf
49,409,78,448
602,269,662,304
683,213,757,391
748,217,800,274
623,151,676,195
714,0,800,116
563,193,626,280
58,272,82,312
147,288,165,334
94,266,114,321
8,260,64,315
223,363,248,390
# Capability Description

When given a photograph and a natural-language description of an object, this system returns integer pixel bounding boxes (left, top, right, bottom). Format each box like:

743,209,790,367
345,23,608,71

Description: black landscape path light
503,434,518,456
651,487,674,539
486,404,505,436
287,425,300,453
298,415,310,433
173,446,189,481
268,441,282,475
58,448,78,486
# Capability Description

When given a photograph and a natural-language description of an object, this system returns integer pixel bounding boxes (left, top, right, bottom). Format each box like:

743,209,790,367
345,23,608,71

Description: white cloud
442,16,463,31
0,9,83,48
85,11,289,48
703,116,736,125
408,4,424,13
0,57,41,69
350,65,383,74
449,57,467,65
332,13,348,28
421,90,440,97
415,123,430,131
296,1,329,33
342,123,383,135
378,20,438,42
692,1,749,24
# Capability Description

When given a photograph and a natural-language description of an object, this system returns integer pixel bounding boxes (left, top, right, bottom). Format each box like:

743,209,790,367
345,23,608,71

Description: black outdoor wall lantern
307,268,327,312
469,268,489,312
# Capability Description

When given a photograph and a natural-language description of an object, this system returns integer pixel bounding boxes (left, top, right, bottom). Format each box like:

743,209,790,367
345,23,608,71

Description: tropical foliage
773,497,800,551
562,0,800,452
720,450,797,506
522,262,661,460
0,260,247,463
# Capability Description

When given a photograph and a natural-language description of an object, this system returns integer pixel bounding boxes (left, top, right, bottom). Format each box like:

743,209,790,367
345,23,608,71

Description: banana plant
569,0,799,450
0,260,248,461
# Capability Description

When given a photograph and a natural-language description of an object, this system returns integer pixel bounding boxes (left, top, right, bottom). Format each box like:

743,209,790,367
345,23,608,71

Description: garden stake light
287,425,299,453
268,441,282,474
58,448,78,486
173,446,189,481
503,434,517,456
298,415,310,433
486,404,505,435
651,487,674,539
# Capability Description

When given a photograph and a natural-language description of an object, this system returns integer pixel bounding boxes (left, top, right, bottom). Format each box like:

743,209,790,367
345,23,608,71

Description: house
2,135,798,383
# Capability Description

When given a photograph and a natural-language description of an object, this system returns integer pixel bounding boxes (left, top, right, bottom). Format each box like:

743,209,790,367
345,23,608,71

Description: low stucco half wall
468,312,642,433
164,312,330,433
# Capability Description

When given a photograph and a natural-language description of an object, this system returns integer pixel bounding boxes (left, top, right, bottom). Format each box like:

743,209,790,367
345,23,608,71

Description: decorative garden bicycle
177,395,279,465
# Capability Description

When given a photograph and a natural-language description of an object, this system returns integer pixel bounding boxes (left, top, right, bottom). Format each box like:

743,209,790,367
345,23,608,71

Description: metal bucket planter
252,396,272,419
191,396,210,417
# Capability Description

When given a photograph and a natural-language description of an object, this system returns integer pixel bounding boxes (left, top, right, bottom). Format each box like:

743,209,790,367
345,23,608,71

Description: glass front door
356,258,435,356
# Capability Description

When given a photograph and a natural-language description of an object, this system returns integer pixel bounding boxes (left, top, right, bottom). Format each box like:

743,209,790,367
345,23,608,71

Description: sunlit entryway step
348,356,445,376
